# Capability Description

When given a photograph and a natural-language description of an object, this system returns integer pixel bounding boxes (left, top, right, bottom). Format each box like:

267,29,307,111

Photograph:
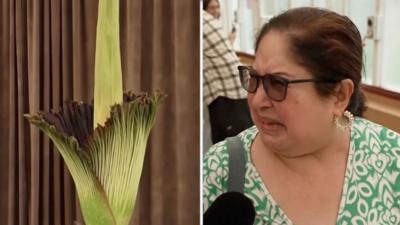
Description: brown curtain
1,0,11,222
0,0,199,225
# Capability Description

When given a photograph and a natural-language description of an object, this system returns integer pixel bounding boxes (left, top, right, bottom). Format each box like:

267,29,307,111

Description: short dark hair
255,7,366,116
203,0,219,10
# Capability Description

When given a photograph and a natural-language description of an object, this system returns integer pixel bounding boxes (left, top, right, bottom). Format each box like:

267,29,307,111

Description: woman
203,7,400,225
203,0,236,44
203,0,252,145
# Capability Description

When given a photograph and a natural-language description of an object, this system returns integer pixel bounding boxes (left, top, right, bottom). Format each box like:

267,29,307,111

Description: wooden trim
236,51,255,60
362,84,400,101
363,91,400,133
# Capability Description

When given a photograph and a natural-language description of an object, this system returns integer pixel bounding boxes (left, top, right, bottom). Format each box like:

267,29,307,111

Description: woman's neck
254,129,351,177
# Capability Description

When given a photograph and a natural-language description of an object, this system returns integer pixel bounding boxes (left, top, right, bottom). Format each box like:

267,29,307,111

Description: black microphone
204,192,256,225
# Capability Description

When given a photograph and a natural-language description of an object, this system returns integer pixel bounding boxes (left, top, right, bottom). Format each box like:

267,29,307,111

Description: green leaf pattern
203,117,400,224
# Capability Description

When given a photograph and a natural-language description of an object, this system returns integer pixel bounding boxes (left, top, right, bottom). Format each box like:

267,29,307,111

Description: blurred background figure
203,0,237,45
203,8,253,148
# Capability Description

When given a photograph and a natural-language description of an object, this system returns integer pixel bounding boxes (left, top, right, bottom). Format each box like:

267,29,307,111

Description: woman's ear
333,79,354,114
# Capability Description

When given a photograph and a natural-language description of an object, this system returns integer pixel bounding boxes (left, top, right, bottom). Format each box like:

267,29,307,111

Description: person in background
203,0,236,44
203,9,253,144
203,7,400,224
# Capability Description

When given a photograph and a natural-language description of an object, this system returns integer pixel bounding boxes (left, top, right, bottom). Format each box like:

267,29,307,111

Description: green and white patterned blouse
203,117,400,225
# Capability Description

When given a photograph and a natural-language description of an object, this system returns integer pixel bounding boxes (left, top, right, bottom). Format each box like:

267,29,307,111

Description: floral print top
203,117,400,224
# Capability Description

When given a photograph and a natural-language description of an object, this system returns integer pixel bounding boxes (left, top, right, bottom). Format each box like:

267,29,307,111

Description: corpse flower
24,0,164,224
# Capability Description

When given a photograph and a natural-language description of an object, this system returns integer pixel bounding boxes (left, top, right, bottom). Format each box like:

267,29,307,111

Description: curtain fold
1,0,199,224
0,0,10,222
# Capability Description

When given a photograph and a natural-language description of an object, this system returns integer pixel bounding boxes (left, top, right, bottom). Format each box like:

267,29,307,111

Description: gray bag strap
226,136,246,193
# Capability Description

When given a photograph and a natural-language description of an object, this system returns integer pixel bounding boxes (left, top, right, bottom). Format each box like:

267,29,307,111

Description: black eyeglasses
238,66,338,102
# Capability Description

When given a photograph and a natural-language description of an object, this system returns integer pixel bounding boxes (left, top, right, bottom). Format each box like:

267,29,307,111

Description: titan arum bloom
25,0,164,225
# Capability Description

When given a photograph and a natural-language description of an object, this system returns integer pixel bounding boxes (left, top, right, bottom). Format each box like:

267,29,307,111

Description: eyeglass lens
240,67,287,101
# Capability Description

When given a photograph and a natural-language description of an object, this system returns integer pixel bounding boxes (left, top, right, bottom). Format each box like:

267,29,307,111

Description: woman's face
249,31,337,157
206,0,221,19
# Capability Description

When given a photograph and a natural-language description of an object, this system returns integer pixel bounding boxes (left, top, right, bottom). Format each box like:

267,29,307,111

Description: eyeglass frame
238,66,339,102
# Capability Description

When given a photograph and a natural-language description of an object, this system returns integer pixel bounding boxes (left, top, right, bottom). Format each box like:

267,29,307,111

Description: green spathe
93,0,123,128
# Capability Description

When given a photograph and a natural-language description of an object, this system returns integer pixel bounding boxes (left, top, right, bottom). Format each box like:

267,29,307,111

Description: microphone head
204,192,256,225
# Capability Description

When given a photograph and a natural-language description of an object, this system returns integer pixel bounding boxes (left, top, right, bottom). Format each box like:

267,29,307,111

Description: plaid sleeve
203,12,247,105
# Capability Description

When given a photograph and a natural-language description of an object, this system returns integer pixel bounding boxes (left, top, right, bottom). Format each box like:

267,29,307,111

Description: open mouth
259,117,285,131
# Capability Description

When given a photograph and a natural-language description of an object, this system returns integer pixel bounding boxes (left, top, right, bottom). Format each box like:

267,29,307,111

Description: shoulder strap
226,136,246,193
